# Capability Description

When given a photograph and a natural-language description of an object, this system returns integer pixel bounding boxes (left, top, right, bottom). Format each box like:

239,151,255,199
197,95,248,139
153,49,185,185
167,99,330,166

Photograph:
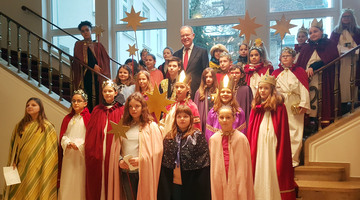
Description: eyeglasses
72,100,84,104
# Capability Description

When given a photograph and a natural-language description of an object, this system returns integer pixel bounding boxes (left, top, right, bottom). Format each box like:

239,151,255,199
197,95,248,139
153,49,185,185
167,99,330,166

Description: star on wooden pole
121,6,147,31
270,14,297,40
107,118,130,140
232,10,263,43
126,44,138,57
146,84,176,122
93,25,105,38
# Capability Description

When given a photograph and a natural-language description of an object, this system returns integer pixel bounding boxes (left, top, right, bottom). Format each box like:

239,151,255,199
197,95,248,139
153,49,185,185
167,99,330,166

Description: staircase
1,48,71,101
295,163,360,200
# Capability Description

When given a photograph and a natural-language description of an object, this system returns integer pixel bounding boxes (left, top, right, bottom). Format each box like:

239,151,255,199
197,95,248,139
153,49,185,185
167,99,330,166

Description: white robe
306,50,322,117
338,30,359,103
276,68,310,166
249,72,261,96
59,114,86,200
254,111,281,200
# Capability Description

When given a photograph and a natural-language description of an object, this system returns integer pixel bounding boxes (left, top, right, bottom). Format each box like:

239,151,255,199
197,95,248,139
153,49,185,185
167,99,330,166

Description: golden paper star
270,14,297,40
126,44,138,57
93,25,105,37
107,118,130,140
232,10,263,43
146,84,176,122
121,6,147,31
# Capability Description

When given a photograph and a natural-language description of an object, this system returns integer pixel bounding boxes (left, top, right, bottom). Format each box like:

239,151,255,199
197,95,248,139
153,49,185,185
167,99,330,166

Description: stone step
296,180,360,200
295,165,346,181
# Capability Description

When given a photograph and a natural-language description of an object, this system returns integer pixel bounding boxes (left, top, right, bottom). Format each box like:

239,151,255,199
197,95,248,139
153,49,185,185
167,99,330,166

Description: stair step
295,166,346,181
296,180,360,200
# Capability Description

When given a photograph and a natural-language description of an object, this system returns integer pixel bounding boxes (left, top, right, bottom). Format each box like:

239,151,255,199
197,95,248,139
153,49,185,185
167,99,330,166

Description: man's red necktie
183,48,189,71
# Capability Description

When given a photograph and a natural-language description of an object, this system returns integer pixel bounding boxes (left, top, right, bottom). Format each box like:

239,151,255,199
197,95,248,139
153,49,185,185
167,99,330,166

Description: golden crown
177,70,191,85
297,24,308,34
259,69,276,86
311,18,323,30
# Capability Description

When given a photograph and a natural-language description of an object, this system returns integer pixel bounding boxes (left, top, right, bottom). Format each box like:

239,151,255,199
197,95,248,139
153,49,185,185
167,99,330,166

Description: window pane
192,24,243,61
270,0,332,13
116,0,166,24
51,0,95,29
116,29,167,65
268,17,333,67
189,0,245,19
52,34,95,55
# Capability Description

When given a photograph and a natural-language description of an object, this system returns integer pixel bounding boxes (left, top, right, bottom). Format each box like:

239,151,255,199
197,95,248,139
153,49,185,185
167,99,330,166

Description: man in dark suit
173,25,209,99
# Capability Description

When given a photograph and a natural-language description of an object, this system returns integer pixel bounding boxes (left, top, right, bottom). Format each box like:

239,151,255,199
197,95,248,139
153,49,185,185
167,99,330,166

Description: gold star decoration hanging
107,118,130,140
93,25,105,37
146,84,176,122
126,44,138,57
121,6,147,31
270,14,297,40
232,10,263,43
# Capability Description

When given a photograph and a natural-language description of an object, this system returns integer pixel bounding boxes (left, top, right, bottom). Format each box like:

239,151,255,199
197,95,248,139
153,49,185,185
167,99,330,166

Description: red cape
247,104,296,200
244,62,274,86
57,107,91,188
73,40,110,91
84,103,124,200
272,64,309,91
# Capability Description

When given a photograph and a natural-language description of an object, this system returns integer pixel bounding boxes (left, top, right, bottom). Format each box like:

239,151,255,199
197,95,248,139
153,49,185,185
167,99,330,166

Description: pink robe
209,130,255,200
108,121,163,200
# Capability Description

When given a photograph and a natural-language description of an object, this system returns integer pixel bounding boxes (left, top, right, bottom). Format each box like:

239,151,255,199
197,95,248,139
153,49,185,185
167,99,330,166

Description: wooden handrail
21,5,123,67
0,11,109,81
314,44,360,74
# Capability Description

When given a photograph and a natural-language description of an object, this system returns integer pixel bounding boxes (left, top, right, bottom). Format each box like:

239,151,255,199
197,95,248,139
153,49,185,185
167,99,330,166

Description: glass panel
188,0,245,19
192,24,243,62
268,17,333,67
116,29,167,65
270,0,332,13
52,34,96,55
116,0,166,24
51,0,95,29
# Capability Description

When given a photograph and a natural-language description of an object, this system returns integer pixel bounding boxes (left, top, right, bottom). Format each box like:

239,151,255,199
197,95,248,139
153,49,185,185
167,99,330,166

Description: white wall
0,60,68,190
307,110,360,178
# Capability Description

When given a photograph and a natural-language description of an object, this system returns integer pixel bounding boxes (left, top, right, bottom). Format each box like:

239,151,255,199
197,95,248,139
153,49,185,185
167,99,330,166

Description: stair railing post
334,61,340,121
48,43,53,94
318,71,323,130
37,38,42,87
17,25,22,73
350,52,356,113
7,18,11,66
59,51,63,101
0,13,2,56
27,31,32,80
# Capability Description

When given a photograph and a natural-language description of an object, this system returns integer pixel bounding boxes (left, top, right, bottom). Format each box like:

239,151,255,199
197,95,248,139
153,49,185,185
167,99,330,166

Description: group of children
54,41,305,200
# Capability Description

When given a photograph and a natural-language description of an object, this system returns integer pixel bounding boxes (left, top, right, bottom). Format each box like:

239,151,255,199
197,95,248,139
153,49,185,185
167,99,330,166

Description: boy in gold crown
247,70,296,200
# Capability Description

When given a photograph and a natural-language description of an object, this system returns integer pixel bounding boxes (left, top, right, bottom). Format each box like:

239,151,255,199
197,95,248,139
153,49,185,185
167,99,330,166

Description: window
192,24,243,61
51,0,95,29
116,29,167,65
188,0,245,19
52,35,81,55
270,0,333,13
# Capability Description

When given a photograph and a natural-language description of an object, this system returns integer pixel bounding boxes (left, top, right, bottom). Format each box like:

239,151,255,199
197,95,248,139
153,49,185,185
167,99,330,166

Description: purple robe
234,85,253,133
194,90,215,133
205,107,246,141
296,37,339,124
330,31,360,86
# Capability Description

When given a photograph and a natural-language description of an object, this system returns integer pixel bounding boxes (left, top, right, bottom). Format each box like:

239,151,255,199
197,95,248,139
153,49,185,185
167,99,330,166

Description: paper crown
73,89,88,102
219,75,234,90
254,38,264,47
297,24,308,34
311,18,323,30
102,79,118,90
177,70,191,85
259,69,276,86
